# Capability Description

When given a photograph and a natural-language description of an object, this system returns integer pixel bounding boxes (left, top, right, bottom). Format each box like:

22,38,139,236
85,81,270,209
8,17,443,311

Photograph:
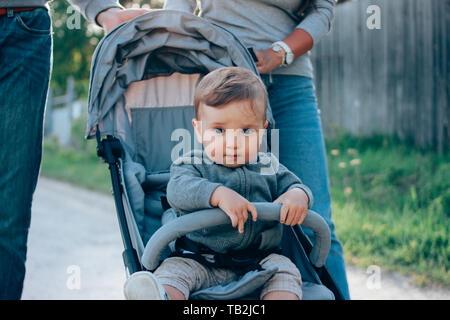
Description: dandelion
338,162,347,168
350,158,361,166
347,148,358,155
331,149,340,156
344,187,353,196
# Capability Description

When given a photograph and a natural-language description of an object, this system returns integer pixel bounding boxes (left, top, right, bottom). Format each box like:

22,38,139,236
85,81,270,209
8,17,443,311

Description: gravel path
21,177,450,300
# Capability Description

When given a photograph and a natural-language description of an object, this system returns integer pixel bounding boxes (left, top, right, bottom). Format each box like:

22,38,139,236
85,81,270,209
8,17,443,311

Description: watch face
272,45,282,52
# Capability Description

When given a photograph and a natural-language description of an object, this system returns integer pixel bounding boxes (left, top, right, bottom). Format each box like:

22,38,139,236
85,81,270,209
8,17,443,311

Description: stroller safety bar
141,203,331,271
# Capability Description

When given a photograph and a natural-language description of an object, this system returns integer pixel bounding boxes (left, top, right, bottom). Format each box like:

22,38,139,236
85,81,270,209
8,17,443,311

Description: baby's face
193,99,268,167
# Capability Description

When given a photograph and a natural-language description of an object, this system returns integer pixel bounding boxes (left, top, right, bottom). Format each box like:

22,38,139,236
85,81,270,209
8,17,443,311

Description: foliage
49,1,101,97
41,116,110,193
327,134,450,287
49,0,164,98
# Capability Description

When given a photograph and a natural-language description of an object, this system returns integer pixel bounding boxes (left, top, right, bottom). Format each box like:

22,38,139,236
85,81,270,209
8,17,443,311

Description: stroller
87,9,344,300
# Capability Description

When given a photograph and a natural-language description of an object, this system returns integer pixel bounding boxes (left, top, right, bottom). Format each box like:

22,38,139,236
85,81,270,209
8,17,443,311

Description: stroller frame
88,9,345,300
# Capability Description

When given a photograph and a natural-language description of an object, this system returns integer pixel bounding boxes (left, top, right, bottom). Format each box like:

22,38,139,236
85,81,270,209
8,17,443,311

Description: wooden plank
438,0,450,152
340,1,352,137
386,0,400,137
414,0,424,148
405,0,416,144
369,0,388,135
335,8,345,138
422,2,434,149
354,0,365,135
379,0,389,135
360,0,369,136
432,0,440,152
329,6,339,137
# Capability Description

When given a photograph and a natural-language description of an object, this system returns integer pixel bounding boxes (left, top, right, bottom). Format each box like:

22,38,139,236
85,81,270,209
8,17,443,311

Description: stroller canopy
87,9,274,140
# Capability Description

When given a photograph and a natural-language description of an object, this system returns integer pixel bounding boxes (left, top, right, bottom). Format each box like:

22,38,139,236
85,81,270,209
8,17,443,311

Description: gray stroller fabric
190,268,279,300
131,106,196,172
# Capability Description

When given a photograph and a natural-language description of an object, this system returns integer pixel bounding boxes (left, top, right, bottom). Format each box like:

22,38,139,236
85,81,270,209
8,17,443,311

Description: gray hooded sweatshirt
165,150,314,253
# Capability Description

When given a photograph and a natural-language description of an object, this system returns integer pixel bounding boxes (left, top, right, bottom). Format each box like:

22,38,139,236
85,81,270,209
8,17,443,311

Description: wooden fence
311,0,449,153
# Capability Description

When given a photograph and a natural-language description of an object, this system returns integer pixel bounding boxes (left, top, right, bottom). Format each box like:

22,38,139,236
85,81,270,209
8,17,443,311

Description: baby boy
126,67,314,300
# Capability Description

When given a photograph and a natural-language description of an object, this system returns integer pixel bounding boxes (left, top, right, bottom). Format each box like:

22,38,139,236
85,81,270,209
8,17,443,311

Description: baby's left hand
273,188,309,226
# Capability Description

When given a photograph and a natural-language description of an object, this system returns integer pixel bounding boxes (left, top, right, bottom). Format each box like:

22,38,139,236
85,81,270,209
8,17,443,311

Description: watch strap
270,43,286,65
274,41,294,65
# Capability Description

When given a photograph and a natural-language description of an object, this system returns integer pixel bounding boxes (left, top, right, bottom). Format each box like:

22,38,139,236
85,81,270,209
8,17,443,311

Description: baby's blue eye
214,128,224,134
242,128,255,135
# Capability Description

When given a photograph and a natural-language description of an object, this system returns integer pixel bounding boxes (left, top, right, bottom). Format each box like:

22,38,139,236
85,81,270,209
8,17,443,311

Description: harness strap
170,236,281,276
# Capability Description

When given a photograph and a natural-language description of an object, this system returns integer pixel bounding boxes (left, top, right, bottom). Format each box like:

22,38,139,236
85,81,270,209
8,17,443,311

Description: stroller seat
122,160,335,300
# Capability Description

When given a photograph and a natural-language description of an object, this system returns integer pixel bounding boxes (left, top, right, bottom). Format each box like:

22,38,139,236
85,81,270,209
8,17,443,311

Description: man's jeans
261,74,350,300
0,7,52,299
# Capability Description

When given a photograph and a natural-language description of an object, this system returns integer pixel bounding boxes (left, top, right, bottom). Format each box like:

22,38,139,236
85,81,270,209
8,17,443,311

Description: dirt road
21,177,449,300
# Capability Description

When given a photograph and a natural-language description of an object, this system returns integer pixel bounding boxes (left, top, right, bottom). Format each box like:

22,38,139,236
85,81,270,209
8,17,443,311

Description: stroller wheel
123,271,168,300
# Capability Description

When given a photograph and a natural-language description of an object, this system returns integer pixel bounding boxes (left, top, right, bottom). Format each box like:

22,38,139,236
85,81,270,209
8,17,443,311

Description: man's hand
273,188,309,226
210,186,258,234
96,7,151,34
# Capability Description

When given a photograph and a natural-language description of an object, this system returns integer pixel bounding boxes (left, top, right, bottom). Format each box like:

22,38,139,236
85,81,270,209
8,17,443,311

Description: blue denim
0,8,52,299
261,74,350,299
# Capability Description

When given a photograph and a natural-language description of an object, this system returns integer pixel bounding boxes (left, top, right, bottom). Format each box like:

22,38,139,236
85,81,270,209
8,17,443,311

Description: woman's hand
210,186,258,234
254,48,284,74
96,7,151,34
273,188,309,226
253,29,314,74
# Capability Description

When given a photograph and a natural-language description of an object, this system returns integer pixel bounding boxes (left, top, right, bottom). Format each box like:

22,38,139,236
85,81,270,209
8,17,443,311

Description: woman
163,0,350,299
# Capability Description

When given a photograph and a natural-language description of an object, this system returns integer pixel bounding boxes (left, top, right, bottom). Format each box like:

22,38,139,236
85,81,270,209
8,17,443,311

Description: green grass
41,136,111,194
40,128,450,288
326,135,449,287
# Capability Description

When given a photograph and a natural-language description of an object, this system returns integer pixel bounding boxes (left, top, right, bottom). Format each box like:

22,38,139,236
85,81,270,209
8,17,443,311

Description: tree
49,0,163,98
49,1,102,98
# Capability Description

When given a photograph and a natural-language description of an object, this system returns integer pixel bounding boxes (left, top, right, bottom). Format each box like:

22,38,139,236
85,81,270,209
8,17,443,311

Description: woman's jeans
0,8,52,299
261,74,350,300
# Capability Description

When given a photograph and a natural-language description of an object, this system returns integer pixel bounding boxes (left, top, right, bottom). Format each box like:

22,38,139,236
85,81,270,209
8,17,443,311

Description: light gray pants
154,253,303,299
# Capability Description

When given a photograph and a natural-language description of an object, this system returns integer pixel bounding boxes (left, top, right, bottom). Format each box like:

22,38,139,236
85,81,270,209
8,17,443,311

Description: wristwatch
270,41,294,66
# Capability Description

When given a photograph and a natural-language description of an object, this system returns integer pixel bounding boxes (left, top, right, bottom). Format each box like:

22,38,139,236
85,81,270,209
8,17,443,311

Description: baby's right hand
210,186,258,234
